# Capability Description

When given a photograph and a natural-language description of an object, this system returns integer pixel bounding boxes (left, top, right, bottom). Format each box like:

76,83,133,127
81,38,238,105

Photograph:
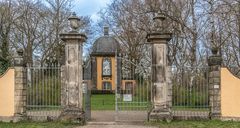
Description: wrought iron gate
115,57,152,121
26,65,61,120
171,66,210,119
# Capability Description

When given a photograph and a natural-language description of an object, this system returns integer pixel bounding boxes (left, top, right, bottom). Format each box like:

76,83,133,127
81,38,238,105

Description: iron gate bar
26,65,61,120
115,55,152,121
171,66,210,119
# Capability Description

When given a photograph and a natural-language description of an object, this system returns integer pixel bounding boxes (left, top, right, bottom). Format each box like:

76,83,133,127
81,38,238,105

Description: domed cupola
91,26,120,56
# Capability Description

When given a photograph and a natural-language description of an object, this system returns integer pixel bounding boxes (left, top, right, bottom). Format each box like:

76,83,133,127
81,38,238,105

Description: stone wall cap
0,67,14,78
221,67,240,79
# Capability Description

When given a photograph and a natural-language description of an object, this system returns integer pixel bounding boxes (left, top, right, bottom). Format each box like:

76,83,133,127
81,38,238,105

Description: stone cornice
60,32,87,42
90,52,115,57
208,55,222,66
146,32,172,44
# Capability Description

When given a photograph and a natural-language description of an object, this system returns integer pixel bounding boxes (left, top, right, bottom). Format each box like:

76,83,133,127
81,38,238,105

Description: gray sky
73,0,111,21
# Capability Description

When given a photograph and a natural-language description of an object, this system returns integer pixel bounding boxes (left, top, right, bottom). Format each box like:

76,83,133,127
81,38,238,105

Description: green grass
146,120,240,128
2,120,240,128
90,94,150,110
0,121,78,128
91,94,115,110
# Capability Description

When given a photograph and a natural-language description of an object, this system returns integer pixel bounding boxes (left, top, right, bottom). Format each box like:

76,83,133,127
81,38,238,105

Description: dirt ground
90,110,148,122
81,111,154,128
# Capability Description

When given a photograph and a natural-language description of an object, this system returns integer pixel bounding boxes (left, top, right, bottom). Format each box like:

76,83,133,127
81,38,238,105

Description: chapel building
83,27,135,91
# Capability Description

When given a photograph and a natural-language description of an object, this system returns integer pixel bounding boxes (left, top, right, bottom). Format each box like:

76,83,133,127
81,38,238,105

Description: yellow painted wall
0,68,15,116
221,68,240,117
96,57,116,90
96,57,102,90
111,57,116,90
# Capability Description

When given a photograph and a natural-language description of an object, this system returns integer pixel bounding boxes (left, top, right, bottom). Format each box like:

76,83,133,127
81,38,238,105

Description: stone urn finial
211,46,218,55
68,12,81,32
153,11,166,32
17,49,24,57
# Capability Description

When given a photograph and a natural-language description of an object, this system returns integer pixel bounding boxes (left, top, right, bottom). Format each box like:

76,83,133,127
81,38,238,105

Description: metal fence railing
26,65,61,120
171,66,210,119
25,64,211,120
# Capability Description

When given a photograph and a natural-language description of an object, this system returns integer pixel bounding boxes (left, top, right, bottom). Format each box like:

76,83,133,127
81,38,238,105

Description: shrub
0,58,10,75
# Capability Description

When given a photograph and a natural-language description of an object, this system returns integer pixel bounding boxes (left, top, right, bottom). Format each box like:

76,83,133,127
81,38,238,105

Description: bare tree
0,0,92,66
0,0,16,60
98,0,153,76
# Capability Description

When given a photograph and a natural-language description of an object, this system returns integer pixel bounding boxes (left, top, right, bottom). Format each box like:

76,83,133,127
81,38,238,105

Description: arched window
102,57,111,76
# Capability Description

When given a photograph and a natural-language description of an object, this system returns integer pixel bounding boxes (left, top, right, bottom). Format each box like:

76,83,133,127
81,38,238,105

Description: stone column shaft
208,55,222,119
13,50,27,122
59,33,86,123
147,33,172,121
65,41,83,108
152,43,168,108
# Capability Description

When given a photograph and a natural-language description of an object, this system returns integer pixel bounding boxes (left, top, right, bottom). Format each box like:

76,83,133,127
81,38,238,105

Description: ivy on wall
0,57,9,75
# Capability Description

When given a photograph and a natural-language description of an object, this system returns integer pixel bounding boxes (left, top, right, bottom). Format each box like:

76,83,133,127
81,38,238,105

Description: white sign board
116,94,121,99
123,94,132,102
214,85,219,89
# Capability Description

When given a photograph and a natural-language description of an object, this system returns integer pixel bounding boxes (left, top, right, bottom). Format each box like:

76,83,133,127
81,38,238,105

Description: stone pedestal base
59,107,85,124
13,113,27,122
210,112,221,120
149,108,172,122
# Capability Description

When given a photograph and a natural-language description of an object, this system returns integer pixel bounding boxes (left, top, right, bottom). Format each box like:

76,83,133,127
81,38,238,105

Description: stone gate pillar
208,48,222,119
59,12,87,123
147,12,172,121
14,49,27,122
